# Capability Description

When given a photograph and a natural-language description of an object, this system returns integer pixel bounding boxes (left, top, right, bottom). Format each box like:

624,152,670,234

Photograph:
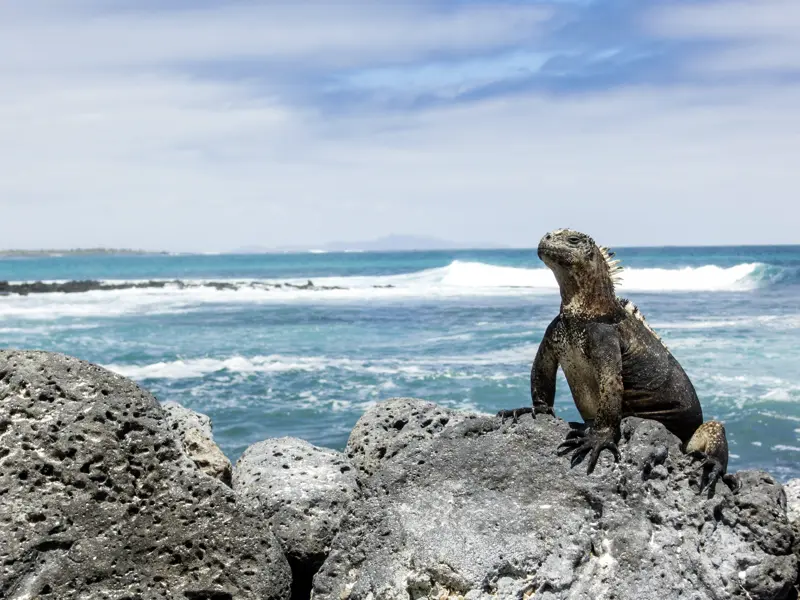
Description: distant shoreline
0,249,169,258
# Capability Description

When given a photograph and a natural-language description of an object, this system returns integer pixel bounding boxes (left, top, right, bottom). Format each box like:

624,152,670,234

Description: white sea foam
312,260,762,293
772,445,800,453
0,260,769,321
104,345,539,380
653,315,800,331
618,263,762,292
700,374,800,406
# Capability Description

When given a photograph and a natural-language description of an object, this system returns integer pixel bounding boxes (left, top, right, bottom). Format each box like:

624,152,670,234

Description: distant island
0,248,168,258
1,236,509,258
233,235,509,254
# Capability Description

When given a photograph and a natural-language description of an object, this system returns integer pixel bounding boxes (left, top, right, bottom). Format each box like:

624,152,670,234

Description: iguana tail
686,420,728,472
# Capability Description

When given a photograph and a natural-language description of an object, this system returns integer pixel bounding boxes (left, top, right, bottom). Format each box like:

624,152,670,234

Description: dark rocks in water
0,279,172,296
344,397,471,481
0,350,291,600
234,438,360,600
283,280,345,291
162,401,233,486
285,280,315,290
0,279,346,296
313,402,798,600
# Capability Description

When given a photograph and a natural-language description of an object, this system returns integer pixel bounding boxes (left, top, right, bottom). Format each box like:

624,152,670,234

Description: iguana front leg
497,318,560,422
558,329,623,474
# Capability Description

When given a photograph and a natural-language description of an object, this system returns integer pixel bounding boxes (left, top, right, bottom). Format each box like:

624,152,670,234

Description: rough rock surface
785,478,800,594
313,413,797,600
234,438,360,598
162,401,232,486
785,479,800,523
344,397,471,480
0,350,291,600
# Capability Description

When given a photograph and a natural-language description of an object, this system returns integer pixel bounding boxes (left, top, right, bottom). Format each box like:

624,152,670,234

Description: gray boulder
784,478,800,523
162,400,232,486
0,350,290,600
234,437,360,597
785,478,800,594
344,397,472,480
313,412,797,600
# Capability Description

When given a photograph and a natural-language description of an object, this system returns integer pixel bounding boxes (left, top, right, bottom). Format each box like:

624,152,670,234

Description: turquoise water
2,246,799,479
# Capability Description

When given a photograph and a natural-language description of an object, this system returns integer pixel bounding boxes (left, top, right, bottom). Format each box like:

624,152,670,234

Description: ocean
1,246,799,479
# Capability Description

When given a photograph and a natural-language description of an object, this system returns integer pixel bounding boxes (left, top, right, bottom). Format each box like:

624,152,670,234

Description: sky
0,0,798,251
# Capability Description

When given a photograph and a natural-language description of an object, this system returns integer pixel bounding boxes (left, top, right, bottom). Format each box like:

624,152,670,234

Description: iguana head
538,229,622,314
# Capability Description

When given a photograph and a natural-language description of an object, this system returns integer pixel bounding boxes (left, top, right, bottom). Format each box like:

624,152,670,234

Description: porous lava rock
785,478,800,594
344,397,472,480
313,411,798,600
785,478,800,523
0,350,290,600
234,438,360,599
162,401,232,486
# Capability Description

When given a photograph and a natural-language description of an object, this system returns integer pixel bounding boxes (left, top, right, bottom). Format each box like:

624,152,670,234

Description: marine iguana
499,229,734,494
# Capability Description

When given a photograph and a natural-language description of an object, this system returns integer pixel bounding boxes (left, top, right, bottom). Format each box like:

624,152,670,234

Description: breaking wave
0,260,787,320
104,345,539,380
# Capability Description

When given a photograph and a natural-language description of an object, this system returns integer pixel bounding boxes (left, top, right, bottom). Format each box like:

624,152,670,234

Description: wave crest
350,260,767,292
0,260,779,320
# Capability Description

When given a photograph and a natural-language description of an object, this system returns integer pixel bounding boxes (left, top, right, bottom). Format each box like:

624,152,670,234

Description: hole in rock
183,592,233,600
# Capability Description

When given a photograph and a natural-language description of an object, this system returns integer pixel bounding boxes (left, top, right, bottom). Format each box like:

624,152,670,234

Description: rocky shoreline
1,349,798,599
0,279,399,296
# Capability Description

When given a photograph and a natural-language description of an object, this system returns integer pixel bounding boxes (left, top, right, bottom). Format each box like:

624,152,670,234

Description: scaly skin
499,229,736,496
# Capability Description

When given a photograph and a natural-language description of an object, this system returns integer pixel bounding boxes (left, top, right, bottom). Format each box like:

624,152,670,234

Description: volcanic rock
313,409,797,600
0,350,290,600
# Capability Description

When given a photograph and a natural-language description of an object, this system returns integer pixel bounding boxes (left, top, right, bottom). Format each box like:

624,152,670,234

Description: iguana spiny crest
599,245,623,286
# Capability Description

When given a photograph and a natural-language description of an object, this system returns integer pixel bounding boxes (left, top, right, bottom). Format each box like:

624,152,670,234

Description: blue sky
0,0,798,250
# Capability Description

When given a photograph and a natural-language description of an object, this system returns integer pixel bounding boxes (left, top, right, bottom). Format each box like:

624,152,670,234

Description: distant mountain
233,235,507,254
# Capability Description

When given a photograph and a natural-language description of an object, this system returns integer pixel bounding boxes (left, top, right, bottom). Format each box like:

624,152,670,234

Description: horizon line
2,242,800,257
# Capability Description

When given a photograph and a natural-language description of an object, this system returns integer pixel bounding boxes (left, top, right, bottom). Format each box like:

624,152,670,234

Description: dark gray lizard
499,229,735,494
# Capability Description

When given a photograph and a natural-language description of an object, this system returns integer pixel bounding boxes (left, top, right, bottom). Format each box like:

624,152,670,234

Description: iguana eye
568,235,581,245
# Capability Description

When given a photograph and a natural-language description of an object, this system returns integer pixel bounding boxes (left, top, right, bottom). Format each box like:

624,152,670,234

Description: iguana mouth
537,243,568,264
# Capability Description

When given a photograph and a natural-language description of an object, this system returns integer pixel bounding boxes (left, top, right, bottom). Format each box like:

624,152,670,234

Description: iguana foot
497,407,532,423
558,426,620,474
563,421,588,440
690,452,740,497
533,403,555,417
497,404,555,423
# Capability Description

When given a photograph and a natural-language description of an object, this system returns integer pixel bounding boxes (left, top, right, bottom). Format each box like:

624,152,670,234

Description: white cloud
0,2,551,72
648,0,800,73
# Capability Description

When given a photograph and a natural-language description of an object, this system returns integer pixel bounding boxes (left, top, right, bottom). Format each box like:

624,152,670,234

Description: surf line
0,279,399,296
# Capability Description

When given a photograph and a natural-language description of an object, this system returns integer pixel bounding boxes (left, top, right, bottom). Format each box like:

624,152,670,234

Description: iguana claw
497,404,554,423
690,452,740,497
497,407,533,423
558,426,620,474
